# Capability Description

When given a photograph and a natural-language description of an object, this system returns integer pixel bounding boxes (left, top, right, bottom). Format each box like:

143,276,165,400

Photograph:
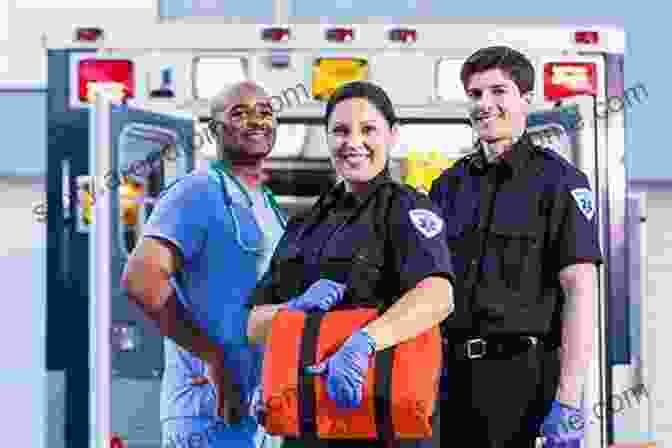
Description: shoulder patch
409,209,444,238
570,188,595,220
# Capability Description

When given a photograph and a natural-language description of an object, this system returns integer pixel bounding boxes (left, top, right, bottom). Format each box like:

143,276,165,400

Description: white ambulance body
43,19,644,448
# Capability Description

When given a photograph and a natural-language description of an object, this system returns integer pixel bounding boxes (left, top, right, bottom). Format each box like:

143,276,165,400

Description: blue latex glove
304,329,376,409
284,279,347,312
540,400,585,447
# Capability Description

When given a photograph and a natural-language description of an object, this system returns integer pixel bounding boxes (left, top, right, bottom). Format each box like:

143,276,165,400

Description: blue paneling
159,0,273,20
0,91,46,176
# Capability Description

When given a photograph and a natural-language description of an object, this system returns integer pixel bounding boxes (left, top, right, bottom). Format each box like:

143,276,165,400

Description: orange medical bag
259,308,442,440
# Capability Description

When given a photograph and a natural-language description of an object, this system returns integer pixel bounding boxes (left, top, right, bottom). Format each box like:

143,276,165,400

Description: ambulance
42,18,639,448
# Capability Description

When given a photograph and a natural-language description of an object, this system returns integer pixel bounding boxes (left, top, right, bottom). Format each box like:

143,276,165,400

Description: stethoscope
209,160,287,254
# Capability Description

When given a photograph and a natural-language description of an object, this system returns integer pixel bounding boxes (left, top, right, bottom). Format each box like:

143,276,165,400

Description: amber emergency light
312,58,368,101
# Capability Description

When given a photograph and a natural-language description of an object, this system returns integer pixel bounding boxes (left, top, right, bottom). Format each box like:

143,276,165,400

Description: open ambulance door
87,87,195,448
527,95,609,448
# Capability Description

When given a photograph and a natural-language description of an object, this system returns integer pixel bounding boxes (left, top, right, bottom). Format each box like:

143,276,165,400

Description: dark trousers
440,342,560,448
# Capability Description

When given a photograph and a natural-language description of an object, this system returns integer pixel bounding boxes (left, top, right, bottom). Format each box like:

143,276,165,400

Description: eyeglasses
222,106,276,125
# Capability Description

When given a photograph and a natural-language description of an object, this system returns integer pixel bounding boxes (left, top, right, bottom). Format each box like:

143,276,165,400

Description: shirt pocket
442,221,478,278
320,246,386,308
487,223,542,293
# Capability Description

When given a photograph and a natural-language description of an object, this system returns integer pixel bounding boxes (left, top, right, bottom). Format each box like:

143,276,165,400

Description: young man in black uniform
429,46,603,448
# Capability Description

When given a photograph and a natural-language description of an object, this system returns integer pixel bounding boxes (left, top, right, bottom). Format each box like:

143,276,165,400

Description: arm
246,304,286,345
550,173,603,408
244,263,286,345
247,262,453,350
122,175,223,360
122,237,225,365
539,262,598,443
123,238,241,418
363,193,455,350
556,263,597,407
362,276,453,351
245,282,347,345
121,175,242,419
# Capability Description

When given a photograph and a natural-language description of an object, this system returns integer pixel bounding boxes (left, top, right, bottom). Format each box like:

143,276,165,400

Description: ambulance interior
44,25,636,448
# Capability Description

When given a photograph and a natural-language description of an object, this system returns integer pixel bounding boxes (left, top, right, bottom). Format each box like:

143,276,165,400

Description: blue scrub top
142,165,286,423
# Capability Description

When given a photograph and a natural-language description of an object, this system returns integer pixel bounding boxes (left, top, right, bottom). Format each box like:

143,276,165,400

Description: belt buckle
466,338,487,359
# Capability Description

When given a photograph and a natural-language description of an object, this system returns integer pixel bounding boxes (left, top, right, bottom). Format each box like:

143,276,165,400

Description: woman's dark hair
460,46,535,95
324,81,397,129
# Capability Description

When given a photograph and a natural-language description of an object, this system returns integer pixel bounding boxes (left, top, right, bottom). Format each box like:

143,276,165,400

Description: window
159,0,273,20
436,59,465,101
271,125,308,158
290,0,446,17
270,123,475,160
390,123,473,191
392,123,473,159
193,57,247,100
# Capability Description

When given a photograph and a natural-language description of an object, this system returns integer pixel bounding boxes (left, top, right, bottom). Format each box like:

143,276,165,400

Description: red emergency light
544,62,597,101
388,27,417,43
326,27,354,42
75,27,104,43
261,26,291,42
110,434,125,448
574,31,599,45
78,59,134,103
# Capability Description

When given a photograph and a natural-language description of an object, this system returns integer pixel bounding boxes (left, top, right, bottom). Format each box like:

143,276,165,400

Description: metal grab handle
91,84,118,448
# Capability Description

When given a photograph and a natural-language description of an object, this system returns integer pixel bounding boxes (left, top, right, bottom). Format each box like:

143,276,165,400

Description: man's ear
390,123,401,147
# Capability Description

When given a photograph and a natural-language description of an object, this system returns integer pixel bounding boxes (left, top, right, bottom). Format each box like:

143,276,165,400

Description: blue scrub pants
162,416,282,448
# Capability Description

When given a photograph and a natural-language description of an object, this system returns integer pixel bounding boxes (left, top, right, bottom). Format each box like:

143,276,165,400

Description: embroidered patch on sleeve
409,209,444,238
570,188,595,221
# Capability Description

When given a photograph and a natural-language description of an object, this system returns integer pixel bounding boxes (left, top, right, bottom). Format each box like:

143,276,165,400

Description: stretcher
259,308,442,440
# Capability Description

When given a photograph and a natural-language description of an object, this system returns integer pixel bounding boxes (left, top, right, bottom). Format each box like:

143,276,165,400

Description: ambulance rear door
86,86,195,448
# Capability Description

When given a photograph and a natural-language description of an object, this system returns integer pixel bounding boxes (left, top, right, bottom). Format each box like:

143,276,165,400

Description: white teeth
477,114,501,124
343,153,369,163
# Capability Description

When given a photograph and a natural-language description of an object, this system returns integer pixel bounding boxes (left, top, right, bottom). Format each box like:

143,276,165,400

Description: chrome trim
91,86,114,448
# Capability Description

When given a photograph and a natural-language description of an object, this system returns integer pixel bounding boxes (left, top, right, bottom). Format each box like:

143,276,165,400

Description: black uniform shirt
250,170,455,310
429,133,603,339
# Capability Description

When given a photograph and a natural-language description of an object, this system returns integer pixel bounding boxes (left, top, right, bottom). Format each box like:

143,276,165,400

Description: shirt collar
321,169,392,210
470,132,535,177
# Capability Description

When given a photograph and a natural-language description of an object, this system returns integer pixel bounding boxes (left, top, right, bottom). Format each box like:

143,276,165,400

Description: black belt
446,335,542,361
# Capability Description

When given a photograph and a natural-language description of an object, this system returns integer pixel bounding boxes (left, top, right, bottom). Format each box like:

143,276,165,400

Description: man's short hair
460,46,535,95
209,81,272,116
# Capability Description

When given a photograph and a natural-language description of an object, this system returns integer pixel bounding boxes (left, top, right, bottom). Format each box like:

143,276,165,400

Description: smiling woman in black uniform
243,80,455,447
